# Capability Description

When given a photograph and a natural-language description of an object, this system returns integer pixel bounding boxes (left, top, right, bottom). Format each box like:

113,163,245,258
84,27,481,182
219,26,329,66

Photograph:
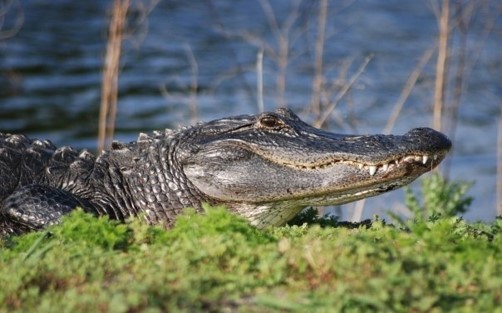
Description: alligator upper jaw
268,152,444,178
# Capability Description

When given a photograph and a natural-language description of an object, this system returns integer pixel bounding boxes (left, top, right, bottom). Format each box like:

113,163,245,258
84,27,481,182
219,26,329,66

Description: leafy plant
404,173,473,221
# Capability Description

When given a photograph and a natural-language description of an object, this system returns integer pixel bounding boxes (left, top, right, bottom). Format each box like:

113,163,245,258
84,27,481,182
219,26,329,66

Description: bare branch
184,43,199,124
384,47,435,134
314,55,373,128
0,0,23,41
257,0,280,40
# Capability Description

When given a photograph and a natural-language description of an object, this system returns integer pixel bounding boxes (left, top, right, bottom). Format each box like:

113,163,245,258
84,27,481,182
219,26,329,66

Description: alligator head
181,108,451,227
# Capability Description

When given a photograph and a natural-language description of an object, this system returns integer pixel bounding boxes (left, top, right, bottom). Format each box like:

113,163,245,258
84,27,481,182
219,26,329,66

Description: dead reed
98,0,130,152
498,114,502,216
432,0,450,133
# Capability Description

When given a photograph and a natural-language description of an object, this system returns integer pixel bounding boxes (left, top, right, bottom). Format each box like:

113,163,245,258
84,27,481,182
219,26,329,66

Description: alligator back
0,133,97,202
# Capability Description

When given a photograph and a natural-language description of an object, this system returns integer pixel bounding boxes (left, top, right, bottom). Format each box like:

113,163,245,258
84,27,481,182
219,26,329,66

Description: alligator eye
259,115,282,128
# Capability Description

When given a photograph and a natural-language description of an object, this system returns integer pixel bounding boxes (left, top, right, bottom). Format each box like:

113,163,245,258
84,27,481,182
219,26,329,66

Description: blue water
1,0,500,221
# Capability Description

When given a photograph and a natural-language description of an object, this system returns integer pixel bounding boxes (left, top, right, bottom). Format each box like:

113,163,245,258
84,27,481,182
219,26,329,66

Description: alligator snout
404,127,452,153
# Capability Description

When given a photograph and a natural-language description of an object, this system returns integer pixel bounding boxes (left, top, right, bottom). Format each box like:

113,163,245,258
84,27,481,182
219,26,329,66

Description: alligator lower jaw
230,182,405,229
231,182,406,228
230,202,306,228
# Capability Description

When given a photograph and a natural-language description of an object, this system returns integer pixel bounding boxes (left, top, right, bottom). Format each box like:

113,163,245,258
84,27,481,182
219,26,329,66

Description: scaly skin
0,108,451,235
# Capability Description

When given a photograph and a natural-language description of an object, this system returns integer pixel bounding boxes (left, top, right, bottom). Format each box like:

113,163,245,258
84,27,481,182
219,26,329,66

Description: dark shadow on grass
287,207,377,229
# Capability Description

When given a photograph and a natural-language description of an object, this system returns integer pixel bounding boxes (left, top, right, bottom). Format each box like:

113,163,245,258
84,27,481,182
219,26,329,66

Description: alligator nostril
406,127,452,152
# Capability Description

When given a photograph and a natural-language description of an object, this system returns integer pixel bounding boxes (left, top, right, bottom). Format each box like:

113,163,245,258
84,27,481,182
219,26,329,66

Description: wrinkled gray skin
0,108,451,235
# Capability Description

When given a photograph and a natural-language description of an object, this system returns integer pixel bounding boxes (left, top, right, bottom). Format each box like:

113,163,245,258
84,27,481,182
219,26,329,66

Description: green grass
0,206,500,313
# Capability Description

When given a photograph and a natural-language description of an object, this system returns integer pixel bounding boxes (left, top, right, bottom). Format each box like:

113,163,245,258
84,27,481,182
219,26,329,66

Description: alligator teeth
422,155,428,164
288,152,442,172
368,166,377,176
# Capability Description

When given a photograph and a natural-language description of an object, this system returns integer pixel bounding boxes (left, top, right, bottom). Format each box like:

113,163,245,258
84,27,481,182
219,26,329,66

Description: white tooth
369,166,377,176
382,163,389,171
358,163,363,169
395,160,399,166
422,155,428,164
433,154,438,160
404,156,414,162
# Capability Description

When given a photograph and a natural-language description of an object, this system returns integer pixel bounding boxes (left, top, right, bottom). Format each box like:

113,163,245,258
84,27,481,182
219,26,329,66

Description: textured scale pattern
0,129,207,235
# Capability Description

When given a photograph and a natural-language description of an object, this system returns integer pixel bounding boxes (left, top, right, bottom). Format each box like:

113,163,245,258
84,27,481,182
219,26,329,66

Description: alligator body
0,108,451,235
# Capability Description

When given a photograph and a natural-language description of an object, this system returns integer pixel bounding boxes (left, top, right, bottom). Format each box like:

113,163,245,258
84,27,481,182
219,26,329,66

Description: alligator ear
200,117,254,134
181,141,251,166
181,116,255,145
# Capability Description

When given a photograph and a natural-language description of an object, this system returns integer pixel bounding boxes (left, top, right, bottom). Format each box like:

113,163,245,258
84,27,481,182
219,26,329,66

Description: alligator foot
0,184,90,235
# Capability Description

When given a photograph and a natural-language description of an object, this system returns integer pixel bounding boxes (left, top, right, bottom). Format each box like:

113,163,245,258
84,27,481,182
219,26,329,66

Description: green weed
405,173,473,220
0,202,500,312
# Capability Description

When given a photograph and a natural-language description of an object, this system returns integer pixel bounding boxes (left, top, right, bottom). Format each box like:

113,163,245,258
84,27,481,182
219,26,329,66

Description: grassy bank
1,205,501,312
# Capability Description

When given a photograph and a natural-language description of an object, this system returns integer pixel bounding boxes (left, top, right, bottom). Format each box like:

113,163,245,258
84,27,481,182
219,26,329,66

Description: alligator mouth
276,152,446,176
229,150,450,228
184,142,450,205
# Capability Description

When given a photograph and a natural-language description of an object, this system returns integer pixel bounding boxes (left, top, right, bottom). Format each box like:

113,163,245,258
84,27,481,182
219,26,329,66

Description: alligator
0,108,451,235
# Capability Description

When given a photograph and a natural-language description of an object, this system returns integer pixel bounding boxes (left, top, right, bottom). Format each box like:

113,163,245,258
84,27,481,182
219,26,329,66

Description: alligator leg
0,184,91,235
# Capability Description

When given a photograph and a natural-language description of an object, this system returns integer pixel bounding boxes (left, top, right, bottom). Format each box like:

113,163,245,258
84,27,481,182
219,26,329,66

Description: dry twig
384,48,435,134
256,48,264,113
0,0,23,40
498,111,502,217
